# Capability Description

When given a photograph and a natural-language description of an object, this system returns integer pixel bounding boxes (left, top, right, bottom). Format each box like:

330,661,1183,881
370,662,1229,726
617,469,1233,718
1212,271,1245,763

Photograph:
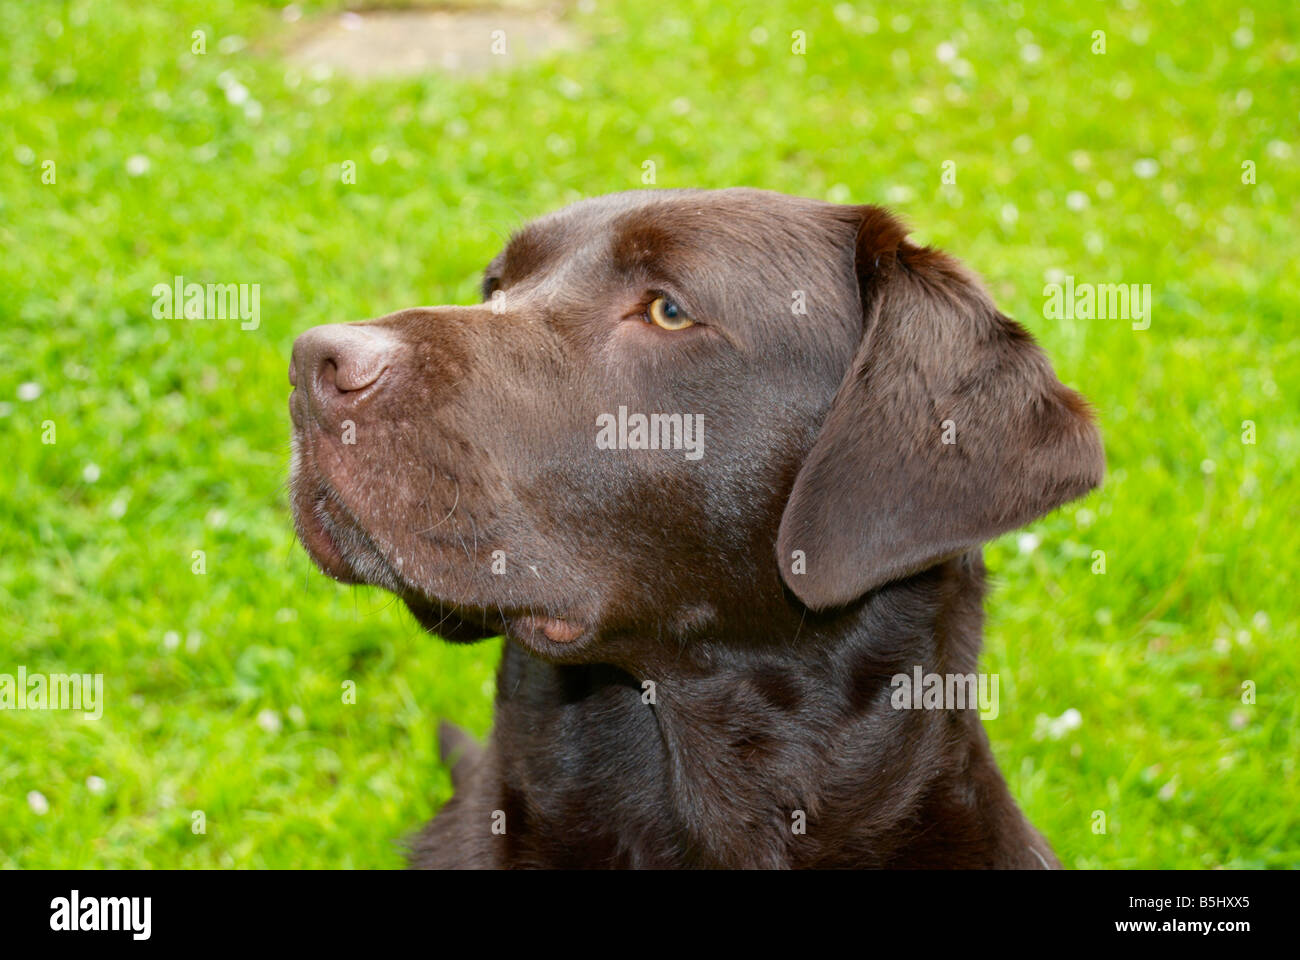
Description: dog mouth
402,596,587,647
401,594,504,644
292,483,364,585
291,469,590,648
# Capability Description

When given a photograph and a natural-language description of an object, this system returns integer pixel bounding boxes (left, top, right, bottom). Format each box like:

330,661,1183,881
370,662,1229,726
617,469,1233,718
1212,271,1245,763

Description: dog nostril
291,323,396,402
327,352,387,393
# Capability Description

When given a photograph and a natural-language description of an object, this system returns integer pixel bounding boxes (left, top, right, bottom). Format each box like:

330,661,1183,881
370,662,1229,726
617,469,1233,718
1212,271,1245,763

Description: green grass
1,0,1297,868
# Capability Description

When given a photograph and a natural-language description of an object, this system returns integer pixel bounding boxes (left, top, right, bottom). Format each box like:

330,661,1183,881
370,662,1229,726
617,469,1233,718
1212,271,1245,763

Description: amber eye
647,296,694,331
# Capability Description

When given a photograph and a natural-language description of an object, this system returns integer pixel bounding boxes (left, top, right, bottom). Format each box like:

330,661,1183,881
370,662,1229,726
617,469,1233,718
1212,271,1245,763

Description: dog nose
290,324,395,404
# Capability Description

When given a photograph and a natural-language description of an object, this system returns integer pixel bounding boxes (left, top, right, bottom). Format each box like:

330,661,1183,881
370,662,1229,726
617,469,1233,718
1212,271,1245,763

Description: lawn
1,0,1297,868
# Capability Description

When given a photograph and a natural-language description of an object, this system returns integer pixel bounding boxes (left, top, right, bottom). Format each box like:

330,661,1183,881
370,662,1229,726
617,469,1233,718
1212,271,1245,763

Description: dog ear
777,206,1104,610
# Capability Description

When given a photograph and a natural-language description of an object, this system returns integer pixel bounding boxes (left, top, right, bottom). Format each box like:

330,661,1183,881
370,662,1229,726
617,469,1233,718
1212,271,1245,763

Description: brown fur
288,188,1103,868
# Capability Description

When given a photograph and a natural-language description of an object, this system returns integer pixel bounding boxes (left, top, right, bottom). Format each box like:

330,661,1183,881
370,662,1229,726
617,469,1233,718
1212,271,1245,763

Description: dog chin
402,595,502,643
296,505,506,644
292,468,590,651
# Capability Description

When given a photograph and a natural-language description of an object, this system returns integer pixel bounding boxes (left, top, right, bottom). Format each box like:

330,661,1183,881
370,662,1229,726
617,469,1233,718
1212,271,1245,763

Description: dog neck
485,551,1048,867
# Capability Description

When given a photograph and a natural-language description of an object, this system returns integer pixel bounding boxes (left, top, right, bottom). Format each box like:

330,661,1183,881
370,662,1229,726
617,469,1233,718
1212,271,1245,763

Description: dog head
289,188,1103,663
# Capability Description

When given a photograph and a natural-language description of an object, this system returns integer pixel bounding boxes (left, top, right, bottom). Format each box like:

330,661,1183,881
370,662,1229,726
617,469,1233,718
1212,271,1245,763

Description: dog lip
294,490,358,582
403,598,588,647
405,599,587,645
403,595,502,642
509,614,587,645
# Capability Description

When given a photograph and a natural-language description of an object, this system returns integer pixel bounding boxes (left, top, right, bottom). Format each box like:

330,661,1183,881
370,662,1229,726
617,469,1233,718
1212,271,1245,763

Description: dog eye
646,296,693,331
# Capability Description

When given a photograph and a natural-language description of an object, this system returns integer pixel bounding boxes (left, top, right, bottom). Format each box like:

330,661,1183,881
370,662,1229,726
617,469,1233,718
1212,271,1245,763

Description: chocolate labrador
288,188,1103,868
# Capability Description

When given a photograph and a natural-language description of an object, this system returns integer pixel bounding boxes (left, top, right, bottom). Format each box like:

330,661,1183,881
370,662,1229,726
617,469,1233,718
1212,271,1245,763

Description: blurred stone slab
288,8,578,78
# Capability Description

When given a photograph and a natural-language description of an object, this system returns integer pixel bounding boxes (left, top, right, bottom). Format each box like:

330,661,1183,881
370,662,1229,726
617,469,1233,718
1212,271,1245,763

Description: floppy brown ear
777,206,1104,610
